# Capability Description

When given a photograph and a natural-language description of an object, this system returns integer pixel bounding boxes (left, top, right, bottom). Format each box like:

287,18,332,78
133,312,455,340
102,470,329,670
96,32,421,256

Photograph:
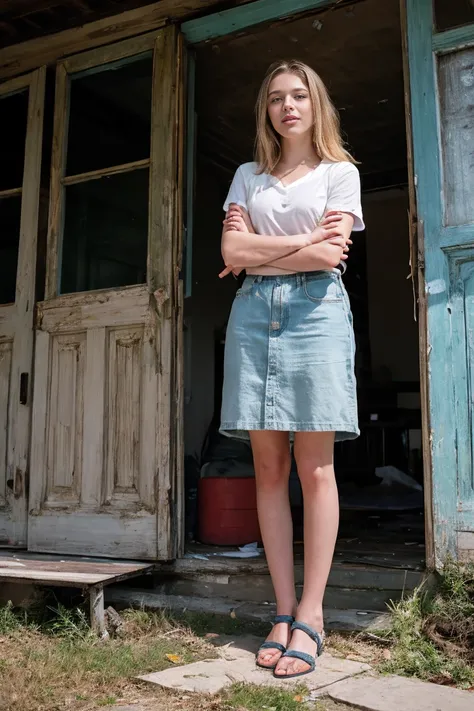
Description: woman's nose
283,95,295,111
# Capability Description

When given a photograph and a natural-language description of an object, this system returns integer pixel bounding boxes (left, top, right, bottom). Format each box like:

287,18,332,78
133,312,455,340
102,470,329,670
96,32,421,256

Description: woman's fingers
223,217,246,231
321,214,342,226
219,265,234,278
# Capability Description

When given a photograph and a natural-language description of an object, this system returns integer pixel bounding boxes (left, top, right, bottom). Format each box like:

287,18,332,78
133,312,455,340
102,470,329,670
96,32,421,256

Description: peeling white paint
426,279,446,295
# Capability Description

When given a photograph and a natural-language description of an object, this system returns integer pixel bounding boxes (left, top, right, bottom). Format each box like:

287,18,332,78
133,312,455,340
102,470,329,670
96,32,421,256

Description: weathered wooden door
406,0,474,565
28,28,184,560
0,69,45,547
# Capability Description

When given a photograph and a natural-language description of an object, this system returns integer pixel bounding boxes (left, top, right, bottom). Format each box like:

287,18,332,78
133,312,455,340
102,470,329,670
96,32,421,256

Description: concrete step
106,586,392,632
152,575,405,611
148,565,430,612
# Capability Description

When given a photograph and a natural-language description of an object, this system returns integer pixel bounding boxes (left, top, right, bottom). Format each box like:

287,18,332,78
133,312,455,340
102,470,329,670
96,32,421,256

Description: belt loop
256,275,263,283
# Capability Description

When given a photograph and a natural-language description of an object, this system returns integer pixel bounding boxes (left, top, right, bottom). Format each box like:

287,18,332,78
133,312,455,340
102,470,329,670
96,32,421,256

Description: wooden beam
182,0,355,44
0,0,251,81
0,0,66,19
432,22,474,53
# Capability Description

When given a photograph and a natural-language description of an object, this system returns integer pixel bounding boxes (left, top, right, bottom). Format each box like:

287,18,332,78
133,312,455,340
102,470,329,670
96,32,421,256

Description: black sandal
256,614,295,670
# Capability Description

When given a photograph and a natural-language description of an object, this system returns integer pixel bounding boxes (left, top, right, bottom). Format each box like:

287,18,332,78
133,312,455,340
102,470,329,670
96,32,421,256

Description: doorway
183,0,425,572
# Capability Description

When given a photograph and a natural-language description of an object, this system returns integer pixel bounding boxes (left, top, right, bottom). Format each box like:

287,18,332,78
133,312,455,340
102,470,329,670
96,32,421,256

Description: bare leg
251,431,297,668
275,431,338,676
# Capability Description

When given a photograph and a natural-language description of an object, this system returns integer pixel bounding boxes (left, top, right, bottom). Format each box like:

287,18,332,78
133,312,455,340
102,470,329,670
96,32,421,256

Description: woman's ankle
295,604,324,630
275,601,298,618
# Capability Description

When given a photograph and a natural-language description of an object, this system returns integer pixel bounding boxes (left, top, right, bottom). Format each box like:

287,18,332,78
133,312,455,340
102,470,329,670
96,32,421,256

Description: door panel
29,28,184,559
406,0,474,564
0,70,45,547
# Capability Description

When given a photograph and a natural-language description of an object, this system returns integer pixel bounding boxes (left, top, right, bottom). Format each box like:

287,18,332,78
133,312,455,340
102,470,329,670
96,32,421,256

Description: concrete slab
323,674,474,711
138,633,370,695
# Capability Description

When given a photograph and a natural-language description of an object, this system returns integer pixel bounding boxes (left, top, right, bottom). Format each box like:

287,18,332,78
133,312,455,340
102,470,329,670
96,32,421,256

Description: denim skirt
220,269,359,442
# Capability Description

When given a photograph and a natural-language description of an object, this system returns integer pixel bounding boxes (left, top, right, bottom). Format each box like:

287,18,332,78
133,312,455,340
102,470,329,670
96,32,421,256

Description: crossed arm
219,204,353,278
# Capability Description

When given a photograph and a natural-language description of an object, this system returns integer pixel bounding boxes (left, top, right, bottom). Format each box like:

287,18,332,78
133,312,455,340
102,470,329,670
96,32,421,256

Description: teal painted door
406,0,474,565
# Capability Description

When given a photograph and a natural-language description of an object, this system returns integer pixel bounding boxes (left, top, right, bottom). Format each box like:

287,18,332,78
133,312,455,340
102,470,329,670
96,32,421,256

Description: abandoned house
1,0,474,624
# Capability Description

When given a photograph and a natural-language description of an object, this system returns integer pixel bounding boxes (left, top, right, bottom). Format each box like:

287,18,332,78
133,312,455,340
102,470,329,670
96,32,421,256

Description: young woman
219,60,364,679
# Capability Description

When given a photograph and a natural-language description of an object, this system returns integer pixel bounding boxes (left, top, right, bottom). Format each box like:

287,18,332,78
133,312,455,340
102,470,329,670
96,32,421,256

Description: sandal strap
281,649,316,669
273,615,294,626
258,641,286,654
290,621,325,656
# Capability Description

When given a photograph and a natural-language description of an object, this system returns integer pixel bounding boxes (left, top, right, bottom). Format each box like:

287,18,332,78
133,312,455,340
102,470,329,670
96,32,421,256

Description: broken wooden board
0,552,153,636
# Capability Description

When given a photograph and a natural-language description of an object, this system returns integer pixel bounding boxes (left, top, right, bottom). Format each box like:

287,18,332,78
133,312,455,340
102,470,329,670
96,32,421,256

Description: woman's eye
270,97,281,104
295,94,307,100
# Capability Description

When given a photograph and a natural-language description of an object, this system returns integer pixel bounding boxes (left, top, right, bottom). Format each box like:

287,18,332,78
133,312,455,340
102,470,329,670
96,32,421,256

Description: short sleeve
223,165,248,213
326,163,365,231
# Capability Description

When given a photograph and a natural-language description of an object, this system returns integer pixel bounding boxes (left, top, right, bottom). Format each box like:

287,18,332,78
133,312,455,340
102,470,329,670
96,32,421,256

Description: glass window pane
438,47,474,226
435,0,474,31
0,196,22,304
60,168,148,294
66,54,153,177
0,90,28,191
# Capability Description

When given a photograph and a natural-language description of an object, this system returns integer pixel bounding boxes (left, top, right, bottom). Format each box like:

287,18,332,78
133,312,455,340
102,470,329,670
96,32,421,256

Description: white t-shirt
223,159,365,236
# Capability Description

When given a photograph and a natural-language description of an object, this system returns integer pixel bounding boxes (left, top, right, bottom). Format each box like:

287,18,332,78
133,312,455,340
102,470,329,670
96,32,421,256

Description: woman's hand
311,211,352,260
220,204,253,278
223,203,253,233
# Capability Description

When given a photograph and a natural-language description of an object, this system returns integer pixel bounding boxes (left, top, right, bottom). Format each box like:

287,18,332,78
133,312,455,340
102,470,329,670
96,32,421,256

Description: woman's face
267,71,313,139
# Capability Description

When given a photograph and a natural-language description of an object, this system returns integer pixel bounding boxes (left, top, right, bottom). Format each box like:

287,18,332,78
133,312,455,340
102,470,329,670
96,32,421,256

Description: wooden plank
28,329,50,517
46,333,85,504
174,280,185,557
62,158,149,186
173,33,186,557
61,30,157,74
139,312,158,512
0,72,31,96
45,62,68,300
440,225,474,249
0,187,22,198
182,0,333,43
432,22,474,53
406,0,458,567
0,569,110,584
184,48,195,299
89,585,108,637
38,283,148,312
149,26,178,560
0,342,12,509
0,0,252,81
0,556,151,574
105,327,142,505
28,512,157,558
37,285,149,332
1,68,46,547
400,0,433,568
82,328,106,506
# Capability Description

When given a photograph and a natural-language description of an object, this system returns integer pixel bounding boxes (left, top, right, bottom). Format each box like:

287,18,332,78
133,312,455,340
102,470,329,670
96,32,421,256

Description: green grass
226,683,313,710
0,604,217,711
380,559,474,689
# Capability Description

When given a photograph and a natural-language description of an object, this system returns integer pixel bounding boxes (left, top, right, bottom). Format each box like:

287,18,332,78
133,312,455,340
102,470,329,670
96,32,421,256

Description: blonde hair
254,59,356,174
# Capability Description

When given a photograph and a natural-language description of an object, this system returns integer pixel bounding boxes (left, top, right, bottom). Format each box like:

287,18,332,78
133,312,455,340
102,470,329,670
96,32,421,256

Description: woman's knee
253,451,291,488
296,458,335,489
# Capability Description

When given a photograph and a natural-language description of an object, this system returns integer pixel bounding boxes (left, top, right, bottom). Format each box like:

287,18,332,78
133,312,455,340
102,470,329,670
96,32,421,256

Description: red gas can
198,477,261,546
